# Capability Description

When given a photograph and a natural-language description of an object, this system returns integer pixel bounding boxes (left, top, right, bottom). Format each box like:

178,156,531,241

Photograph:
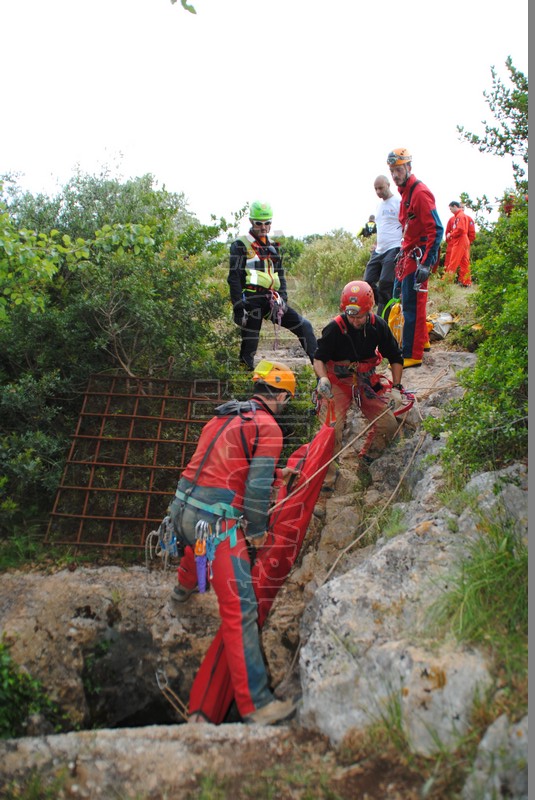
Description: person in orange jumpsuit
444,201,472,287
443,213,455,270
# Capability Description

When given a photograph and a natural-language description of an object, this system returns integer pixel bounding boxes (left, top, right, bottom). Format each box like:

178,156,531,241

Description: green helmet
249,201,273,221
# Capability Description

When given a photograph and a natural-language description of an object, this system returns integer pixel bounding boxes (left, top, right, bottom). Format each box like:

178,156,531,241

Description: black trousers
238,293,317,368
364,246,400,319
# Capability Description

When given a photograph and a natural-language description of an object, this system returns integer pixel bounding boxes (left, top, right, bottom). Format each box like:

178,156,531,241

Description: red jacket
181,398,283,535
399,174,444,269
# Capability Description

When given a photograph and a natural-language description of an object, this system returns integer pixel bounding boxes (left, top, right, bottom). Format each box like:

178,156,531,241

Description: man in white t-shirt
363,175,402,320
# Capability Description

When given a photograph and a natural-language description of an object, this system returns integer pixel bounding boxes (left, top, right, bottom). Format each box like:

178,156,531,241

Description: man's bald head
374,175,393,200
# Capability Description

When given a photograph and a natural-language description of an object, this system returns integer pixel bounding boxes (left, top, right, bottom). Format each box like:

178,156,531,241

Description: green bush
295,229,371,308
0,639,67,738
424,203,527,480
0,173,234,534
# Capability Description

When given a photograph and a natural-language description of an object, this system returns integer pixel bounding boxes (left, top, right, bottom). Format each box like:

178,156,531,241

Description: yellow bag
385,300,404,347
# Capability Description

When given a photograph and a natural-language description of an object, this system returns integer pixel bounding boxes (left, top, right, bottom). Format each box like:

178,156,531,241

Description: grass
2,771,69,800
427,514,528,681
291,269,478,337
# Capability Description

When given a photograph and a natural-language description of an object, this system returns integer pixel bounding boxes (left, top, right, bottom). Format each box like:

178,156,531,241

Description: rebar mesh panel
45,375,229,550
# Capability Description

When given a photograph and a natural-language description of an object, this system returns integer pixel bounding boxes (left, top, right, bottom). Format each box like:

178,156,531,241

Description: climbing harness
146,401,257,573
313,310,415,460
191,516,241,592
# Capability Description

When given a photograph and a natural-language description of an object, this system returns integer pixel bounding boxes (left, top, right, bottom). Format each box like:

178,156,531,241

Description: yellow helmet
387,148,412,166
252,360,296,397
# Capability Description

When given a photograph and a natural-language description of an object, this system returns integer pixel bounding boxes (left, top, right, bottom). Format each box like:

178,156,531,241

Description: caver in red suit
168,361,296,721
387,148,444,366
444,201,472,286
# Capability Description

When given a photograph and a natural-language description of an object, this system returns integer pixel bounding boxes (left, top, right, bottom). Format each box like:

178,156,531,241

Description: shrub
0,639,67,738
424,203,527,479
295,230,371,308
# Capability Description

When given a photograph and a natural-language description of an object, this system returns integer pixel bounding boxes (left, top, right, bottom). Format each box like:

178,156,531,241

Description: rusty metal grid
45,374,231,551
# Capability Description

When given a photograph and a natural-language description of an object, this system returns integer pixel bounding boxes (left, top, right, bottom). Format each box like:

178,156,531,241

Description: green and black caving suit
227,230,317,369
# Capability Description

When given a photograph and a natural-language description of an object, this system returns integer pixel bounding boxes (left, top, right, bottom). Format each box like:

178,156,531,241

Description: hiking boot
403,358,422,368
170,584,198,604
243,697,298,726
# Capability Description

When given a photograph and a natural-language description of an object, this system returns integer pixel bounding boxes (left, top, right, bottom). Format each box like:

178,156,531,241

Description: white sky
1,0,528,239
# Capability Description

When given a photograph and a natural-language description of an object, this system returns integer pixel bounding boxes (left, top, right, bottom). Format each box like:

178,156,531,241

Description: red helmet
340,281,375,314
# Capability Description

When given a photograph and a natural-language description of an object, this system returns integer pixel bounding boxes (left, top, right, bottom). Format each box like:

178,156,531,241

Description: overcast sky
2,0,528,238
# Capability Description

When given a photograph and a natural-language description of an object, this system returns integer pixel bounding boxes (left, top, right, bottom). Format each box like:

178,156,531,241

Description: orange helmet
340,281,374,314
252,360,296,397
387,148,412,166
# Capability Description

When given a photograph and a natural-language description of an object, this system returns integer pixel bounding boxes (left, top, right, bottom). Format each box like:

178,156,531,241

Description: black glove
233,301,248,327
422,247,439,273
414,265,430,286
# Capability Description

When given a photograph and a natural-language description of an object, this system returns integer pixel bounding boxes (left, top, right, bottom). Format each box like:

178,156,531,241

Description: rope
267,406,394,516
274,368,454,686
322,426,427,584
277,424,427,687
320,368,453,581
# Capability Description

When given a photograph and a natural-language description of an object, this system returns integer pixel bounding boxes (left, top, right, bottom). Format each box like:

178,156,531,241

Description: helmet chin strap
400,165,412,186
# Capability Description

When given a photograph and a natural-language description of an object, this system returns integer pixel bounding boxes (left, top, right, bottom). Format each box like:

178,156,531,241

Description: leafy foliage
277,235,305,271
0,171,234,535
421,58,529,480
295,229,370,309
0,639,67,738
425,204,527,477
458,57,528,218
0,195,89,322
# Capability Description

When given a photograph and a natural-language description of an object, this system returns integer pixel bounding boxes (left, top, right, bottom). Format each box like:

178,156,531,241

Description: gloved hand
233,301,249,327
388,387,403,410
414,265,430,286
421,247,439,275
317,377,333,398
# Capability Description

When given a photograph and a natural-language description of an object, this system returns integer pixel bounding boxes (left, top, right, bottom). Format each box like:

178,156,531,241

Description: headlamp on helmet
387,148,412,166
340,281,374,315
